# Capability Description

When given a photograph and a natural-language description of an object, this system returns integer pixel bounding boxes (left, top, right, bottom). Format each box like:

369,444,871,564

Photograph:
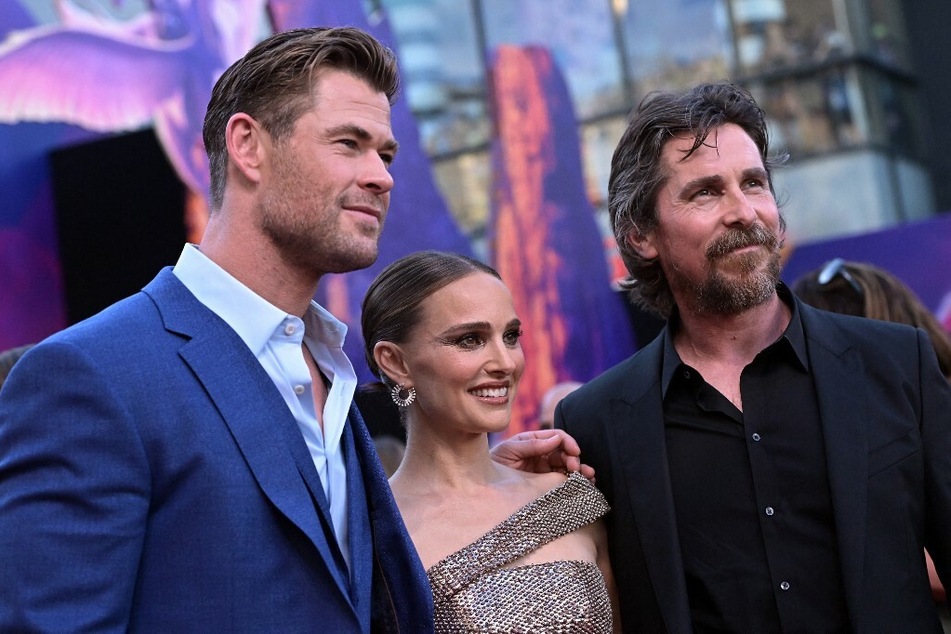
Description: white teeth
471,387,508,398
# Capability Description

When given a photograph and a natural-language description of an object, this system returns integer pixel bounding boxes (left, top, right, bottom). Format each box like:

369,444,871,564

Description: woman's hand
490,429,595,481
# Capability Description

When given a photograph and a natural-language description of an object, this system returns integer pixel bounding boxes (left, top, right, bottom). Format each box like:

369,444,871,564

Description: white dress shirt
173,244,356,568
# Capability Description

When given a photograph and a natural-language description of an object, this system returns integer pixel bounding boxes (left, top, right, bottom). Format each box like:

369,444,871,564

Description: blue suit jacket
557,298,951,633
0,269,433,632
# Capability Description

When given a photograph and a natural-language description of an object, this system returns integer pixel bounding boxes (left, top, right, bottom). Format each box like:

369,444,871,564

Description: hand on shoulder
490,429,596,482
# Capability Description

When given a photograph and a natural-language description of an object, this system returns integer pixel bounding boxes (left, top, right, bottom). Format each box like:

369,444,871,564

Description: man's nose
359,153,394,194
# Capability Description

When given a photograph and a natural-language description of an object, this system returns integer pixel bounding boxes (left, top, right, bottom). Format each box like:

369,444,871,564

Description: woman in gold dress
361,250,620,633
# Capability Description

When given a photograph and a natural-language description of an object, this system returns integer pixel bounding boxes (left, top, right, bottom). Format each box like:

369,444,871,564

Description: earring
390,384,416,408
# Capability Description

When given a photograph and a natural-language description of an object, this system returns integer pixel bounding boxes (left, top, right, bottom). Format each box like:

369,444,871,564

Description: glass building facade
373,0,938,247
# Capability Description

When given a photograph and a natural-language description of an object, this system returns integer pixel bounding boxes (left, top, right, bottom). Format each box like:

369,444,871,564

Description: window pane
382,0,490,154
620,0,733,92
730,0,844,74
751,68,867,156
481,0,624,118
853,0,912,69
860,69,922,156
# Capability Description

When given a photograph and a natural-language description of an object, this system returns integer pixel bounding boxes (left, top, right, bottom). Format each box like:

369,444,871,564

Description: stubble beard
259,160,383,278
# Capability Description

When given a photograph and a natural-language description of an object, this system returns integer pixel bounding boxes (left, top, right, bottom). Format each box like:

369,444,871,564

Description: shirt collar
777,282,809,371
171,244,348,355
303,297,349,351
660,322,682,398
660,282,808,397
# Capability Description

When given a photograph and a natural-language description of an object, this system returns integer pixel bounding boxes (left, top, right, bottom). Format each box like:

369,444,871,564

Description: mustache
706,224,779,259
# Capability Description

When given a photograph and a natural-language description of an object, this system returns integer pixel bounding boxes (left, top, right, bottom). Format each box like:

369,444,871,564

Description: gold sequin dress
426,472,613,633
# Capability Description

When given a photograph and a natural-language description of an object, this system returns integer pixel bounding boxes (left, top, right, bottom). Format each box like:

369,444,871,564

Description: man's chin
696,267,779,315
330,249,379,274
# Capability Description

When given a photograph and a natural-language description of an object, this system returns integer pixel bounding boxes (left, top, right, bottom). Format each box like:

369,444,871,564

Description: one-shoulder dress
426,471,613,633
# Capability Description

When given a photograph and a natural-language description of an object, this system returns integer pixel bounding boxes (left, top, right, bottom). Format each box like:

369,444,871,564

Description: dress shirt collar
171,244,350,356
661,282,808,397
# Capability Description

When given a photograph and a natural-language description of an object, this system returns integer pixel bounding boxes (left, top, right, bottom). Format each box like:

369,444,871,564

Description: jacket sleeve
918,328,951,592
0,341,149,632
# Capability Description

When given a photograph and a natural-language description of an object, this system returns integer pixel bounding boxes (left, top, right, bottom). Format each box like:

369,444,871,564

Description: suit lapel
341,404,375,630
800,305,870,621
608,338,693,633
351,402,435,630
144,269,353,604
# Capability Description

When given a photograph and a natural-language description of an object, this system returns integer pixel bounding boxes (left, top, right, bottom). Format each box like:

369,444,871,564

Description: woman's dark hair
361,250,500,383
203,26,400,210
609,82,787,317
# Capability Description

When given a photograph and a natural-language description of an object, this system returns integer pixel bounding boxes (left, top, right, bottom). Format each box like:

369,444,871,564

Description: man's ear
626,227,659,260
225,113,266,185
374,341,411,387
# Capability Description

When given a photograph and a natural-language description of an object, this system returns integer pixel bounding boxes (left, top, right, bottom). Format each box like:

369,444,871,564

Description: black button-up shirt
662,286,850,632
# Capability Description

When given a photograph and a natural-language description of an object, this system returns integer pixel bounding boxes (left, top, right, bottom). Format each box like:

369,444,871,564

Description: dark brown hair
361,251,500,383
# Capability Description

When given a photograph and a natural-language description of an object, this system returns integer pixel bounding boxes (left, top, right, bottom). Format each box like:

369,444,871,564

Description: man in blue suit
0,26,593,632
557,83,951,632
0,26,426,632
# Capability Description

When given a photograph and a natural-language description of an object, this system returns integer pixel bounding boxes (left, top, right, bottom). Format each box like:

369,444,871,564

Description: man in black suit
556,82,951,633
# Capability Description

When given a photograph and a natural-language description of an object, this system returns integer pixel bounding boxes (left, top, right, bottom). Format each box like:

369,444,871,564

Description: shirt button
284,323,296,335
752,433,761,442
765,506,774,516
293,384,305,395
780,581,790,591
682,369,691,379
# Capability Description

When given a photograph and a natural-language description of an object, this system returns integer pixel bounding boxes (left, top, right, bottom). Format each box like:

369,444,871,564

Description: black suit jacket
557,299,951,633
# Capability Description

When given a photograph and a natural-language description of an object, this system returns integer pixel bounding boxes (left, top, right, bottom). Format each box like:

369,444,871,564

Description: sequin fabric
427,472,612,633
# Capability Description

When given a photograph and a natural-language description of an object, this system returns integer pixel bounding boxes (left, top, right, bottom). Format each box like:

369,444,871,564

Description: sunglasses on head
817,258,863,295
